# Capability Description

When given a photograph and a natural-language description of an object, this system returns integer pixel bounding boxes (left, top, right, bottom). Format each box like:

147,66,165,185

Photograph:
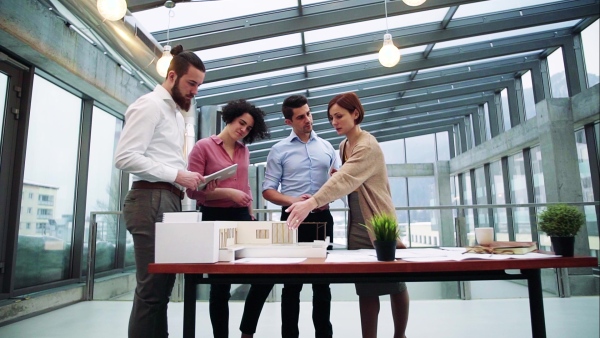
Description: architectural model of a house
155,212,329,263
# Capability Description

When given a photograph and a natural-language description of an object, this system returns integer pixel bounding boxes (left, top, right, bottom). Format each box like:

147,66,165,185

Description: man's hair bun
170,45,184,56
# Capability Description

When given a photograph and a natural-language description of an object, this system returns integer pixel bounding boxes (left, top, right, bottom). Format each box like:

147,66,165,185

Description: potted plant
364,213,399,261
538,204,585,257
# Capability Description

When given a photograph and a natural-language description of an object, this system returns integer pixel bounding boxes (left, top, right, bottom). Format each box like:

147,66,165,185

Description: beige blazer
312,130,397,243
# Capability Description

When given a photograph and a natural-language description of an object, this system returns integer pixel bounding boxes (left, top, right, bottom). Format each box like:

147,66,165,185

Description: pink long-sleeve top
186,135,252,208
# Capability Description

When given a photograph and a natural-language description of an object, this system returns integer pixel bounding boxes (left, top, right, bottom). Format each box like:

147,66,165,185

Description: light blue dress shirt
262,130,339,198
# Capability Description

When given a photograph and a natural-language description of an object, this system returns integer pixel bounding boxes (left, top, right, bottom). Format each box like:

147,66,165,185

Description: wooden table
149,255,597,338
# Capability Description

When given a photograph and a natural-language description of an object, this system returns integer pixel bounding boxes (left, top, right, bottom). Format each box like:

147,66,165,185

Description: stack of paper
162,212,202,223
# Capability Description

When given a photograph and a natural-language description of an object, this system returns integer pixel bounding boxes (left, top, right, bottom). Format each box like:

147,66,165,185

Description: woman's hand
285,198,318,229
396,239,406,249
203,180,218,192
229,189,253,206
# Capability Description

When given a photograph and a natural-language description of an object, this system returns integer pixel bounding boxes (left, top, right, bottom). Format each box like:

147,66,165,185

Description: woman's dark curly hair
221,99,270,144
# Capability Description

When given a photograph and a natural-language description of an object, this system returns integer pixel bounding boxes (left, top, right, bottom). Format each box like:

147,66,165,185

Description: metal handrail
85,211,122,301
254,201,599,214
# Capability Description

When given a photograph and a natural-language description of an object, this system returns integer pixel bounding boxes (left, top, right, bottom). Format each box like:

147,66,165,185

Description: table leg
525,269,546,338
183,274,197,338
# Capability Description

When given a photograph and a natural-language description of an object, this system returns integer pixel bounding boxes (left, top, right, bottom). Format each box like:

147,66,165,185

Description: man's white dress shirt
114,85,186,187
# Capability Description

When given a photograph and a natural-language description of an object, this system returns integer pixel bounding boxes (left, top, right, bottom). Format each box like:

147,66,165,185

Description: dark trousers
239,208,334,338
201,205,258,338
124,189,181,338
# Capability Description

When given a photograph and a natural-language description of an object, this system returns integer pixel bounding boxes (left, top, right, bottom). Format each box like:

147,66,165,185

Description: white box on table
155,221,237,263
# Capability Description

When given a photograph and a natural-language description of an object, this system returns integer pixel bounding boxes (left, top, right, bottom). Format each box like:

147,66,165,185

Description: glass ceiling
127,0,598,163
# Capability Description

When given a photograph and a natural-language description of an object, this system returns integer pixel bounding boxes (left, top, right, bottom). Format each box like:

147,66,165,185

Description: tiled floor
0,296,598,338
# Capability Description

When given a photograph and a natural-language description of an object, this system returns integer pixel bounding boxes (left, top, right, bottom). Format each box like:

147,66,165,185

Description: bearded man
114,45,210,338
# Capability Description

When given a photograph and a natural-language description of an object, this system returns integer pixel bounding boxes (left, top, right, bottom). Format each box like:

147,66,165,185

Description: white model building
155,213,328,263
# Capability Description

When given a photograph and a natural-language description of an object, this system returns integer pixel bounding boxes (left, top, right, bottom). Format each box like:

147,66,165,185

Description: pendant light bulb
402,0,427,6
378,33,401,68
97,0,128,21
156,45,173,78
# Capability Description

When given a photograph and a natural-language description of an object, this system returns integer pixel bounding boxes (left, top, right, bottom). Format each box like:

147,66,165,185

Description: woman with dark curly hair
186,98,269,338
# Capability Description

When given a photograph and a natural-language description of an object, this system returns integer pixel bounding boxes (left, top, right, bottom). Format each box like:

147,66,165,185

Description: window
389,177,408,245
474,167,489,228
461,172,475,242
489,160,508,240
547,47,568,98
408,177,436,246
530,146,547,248
36,209,53,217
38,194,54,205
14,75,81,289
581,20,599,88
574,129,599,257
521,71,536,120
405,134,435,163
500,89,511,132
508,152,532,241
0,72,6,160
436,132,450,161
380,139,405,164
83,106,124,273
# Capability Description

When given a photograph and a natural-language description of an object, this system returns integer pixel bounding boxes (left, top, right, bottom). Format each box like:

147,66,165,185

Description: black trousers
239,208,333,338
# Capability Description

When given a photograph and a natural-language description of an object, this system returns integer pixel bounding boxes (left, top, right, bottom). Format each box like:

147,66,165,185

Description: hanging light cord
166,9,173,46
384,0,389,33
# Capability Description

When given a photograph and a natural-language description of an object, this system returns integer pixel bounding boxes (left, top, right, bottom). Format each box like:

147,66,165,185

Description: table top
149,255,597,275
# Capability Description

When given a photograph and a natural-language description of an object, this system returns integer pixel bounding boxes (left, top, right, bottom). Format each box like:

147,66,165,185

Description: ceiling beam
201,1,597,82
151,0,489,48
197,33,568,106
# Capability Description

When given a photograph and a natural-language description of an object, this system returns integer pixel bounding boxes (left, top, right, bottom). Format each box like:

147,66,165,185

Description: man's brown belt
131,181,185,200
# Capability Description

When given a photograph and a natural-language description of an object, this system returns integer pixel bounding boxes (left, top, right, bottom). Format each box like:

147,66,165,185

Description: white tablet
197,164,238,190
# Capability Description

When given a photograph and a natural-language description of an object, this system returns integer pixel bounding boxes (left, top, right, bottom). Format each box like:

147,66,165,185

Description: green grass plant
363,213,399,242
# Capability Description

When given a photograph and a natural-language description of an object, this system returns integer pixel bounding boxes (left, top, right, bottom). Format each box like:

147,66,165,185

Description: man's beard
171,78,192,111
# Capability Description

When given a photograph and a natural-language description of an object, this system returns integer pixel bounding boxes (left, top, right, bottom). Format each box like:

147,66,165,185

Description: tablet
197,164,238,190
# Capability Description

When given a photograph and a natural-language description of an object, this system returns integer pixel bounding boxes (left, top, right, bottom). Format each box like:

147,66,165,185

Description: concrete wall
450,84,599,174
0,0,149,114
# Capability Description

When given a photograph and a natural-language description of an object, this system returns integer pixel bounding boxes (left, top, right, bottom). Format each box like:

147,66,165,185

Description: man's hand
175,170,205,190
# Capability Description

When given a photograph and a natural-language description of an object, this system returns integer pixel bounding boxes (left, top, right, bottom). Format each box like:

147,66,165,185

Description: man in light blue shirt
238,95,338,338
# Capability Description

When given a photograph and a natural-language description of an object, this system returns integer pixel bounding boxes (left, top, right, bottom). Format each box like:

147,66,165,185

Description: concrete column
561,35,587,97
493,93,504,133
536,98,590,256
434,161,454,247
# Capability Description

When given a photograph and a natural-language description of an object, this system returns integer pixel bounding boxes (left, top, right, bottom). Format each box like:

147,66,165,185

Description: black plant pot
374,240,397,261
550,236,575,257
